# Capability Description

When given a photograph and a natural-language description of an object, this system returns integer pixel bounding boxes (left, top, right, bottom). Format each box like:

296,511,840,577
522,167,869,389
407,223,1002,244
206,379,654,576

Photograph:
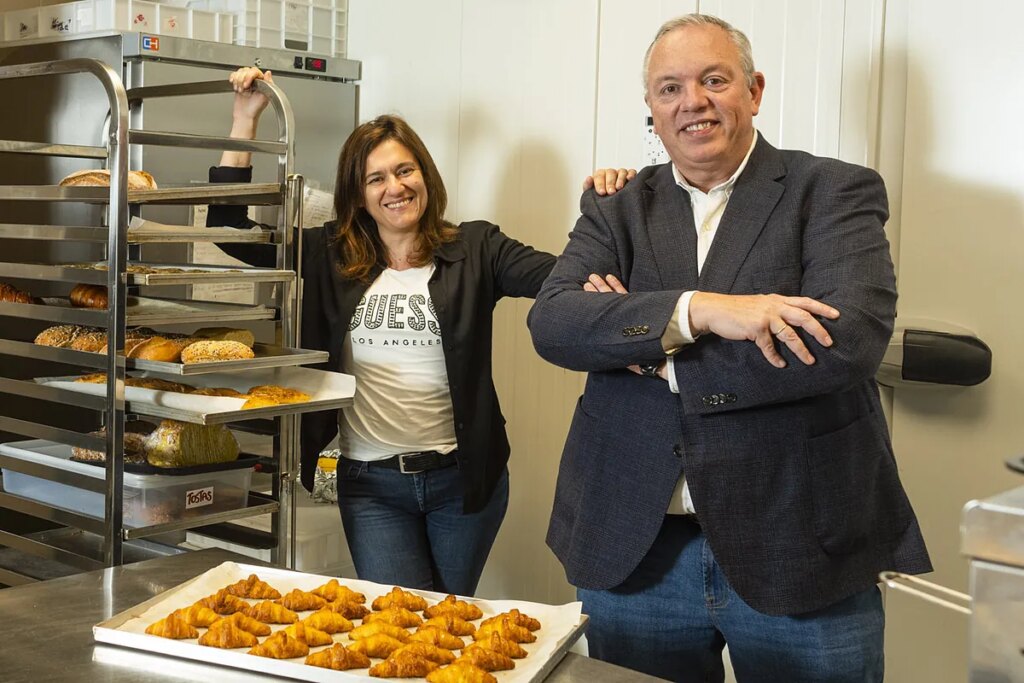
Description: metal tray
38,366,354,425
0,183,283,206
93,561,587,683
127,217,274,245
1,262,293,286
130,344,328,376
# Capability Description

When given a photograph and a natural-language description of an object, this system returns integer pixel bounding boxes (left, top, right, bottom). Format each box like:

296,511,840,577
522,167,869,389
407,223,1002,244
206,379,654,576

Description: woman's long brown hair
332,115,459,282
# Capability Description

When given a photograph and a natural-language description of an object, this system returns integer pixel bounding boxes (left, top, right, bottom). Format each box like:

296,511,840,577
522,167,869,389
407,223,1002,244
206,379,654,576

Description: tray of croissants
34,324,329,375
94,561,585,683
35,365,354,425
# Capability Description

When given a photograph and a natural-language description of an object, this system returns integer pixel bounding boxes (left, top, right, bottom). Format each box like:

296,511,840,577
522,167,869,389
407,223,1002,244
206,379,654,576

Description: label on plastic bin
185,487,215,510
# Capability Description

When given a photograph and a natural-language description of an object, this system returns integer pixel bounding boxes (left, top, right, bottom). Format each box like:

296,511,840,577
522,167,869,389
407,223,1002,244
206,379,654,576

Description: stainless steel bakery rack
0,57,327,583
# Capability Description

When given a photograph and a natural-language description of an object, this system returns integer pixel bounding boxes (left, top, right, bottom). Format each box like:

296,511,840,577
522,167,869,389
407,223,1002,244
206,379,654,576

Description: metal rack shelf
0,58,305,579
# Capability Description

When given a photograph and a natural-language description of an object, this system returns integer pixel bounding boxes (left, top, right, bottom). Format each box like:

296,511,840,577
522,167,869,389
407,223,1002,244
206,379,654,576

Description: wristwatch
639,363,660,378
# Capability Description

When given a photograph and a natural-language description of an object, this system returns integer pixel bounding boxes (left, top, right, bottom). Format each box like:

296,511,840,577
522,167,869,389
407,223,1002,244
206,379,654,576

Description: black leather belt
374,450,457,474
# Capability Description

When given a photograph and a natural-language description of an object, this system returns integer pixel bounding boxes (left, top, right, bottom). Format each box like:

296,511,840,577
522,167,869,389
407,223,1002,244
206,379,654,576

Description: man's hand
583,168,638,196
582,274,667,380
689,292,840,368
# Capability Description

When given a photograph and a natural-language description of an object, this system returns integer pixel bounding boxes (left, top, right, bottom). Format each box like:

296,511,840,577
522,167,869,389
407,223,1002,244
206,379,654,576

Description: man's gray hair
642,14,756,91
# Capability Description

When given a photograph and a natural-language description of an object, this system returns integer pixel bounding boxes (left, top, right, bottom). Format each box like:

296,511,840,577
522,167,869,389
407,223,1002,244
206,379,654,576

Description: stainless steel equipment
883,483,1024,682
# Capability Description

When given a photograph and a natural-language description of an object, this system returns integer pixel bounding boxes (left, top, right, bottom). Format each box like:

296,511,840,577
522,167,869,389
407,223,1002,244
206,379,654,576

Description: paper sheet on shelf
190,205,258,303
95,561,584,683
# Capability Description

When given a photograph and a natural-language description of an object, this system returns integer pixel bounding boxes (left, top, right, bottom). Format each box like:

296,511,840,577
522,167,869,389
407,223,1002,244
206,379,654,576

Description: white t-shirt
339,264,458,461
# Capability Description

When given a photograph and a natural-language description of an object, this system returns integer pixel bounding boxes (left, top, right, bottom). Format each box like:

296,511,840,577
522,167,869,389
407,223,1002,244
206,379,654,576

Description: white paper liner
94,561,584,683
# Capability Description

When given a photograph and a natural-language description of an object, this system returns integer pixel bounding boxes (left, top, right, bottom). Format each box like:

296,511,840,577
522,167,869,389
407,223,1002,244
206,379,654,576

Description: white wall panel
594,0,698,169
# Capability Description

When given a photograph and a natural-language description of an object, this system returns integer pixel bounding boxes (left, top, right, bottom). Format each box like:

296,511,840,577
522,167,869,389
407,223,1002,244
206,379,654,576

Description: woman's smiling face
362,139,428,236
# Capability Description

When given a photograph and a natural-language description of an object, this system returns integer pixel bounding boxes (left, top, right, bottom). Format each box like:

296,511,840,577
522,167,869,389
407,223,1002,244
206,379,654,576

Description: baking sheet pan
93,561,586,683
37,366,354,425
127,217,274,244
40,296,275,326
130,344,329,376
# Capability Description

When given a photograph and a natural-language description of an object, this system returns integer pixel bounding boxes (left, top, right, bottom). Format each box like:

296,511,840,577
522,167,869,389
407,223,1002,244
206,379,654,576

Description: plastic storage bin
1,1,233,44
189,0,346,56
0,440,253,528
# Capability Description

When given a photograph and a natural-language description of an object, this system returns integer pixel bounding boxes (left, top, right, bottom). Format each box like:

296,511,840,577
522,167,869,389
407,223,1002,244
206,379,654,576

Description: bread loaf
129,337,184,362
242,385,311,409
143,420,240,468
180,340,256,364
35,324,93,348
59,169,158,191
0,282,33,304
71,428,151,465
192,327,256,348
69,331,108,353
69,283,108,309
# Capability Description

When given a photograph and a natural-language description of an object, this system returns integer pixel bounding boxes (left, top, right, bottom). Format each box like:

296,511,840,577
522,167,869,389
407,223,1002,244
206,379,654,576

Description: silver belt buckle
398,453,423,474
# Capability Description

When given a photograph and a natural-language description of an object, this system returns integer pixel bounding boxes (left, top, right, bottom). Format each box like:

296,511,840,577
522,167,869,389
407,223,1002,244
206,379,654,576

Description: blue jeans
335,457,508,596
579,516,884,683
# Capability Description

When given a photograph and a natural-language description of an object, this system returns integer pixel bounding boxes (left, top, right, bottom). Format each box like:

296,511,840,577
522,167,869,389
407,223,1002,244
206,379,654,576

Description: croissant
304,643,371,671
243,600,298,624
369,653,439,678
69,283,107,309
212,612,271,636
145,612,198,639
480,608,541,632
197,620,259,649
426,662,498,683
409,626,465,650
277,588,327,612
171,605,219,628
283,621,334,647
422,614,476,637
364,606,423,629
454,647,515,672
348,633,407,659
196,589,250,615
424,594,483,621
327,599,371,620
311,578,366,604
247,631,310,659
390,642,456,664
474,616,536,643
224,573,282,599
464,631,528,659
303,608,354,634
350,621,412,643
372,586,429,612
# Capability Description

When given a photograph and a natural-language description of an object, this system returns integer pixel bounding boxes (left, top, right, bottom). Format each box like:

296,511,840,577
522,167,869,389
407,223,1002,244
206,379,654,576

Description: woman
210,67,627,596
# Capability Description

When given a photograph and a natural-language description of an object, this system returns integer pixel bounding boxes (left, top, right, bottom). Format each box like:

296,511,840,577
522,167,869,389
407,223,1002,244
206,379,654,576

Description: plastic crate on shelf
1,1,233,44
188,0,346,57
0,440,254,529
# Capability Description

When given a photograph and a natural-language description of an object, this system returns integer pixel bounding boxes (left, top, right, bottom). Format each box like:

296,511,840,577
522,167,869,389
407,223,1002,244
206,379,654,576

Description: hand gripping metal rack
0,58,309,579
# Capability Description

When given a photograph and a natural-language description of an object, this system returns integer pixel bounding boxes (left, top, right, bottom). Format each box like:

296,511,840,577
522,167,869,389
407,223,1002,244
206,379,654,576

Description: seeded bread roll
59,169,158,190
34,324,92,348
192,327,256,348
180,340,256,364
70,331,108,353
69,283,108,309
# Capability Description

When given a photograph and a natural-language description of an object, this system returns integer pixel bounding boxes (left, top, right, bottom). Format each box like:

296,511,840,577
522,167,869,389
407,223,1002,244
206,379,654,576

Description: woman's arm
221,66,274,167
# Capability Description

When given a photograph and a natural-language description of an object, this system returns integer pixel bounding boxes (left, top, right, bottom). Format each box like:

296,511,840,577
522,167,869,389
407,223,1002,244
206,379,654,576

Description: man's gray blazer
528,137,931,616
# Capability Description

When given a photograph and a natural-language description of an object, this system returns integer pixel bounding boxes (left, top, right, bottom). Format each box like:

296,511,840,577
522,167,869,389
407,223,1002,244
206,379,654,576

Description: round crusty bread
59,169,158,191
180,340,256,364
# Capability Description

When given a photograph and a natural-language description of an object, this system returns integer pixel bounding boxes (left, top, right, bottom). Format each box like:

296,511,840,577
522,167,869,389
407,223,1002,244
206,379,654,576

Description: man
528,13,931,683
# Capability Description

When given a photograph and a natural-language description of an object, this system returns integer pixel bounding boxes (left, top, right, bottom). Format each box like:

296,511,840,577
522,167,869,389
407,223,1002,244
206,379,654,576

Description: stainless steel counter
0,548,665,683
